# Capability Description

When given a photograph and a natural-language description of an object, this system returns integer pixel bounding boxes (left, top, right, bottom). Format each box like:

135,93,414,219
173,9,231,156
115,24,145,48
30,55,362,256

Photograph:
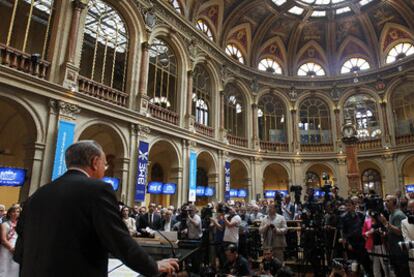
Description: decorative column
380,101,391,144
343,138,361,194
186,70,195,130
114,157,130,202
290,109,298,152
127,124,138,204
219,90,227,142
252,103,259,150
217,150,225,201
62,0,89,90
382,153,399,195
335,157,348,196
132,124,151,205
137,42,151,113
181,139,190,204
251,156,263,201
334,107,341,146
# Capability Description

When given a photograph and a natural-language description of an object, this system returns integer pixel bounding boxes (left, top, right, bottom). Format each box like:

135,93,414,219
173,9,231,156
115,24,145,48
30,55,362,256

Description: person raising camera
259,203,287,262
223,206,242,247
401,199,414,277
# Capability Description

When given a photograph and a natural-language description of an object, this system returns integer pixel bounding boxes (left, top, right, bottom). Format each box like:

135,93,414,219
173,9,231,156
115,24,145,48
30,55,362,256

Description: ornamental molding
49,100,81,120
137,124,151,139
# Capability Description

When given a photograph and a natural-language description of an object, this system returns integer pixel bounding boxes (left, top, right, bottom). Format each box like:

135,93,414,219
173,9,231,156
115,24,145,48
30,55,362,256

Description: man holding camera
259,204,287,262
380,194,410,276
184,205,202,240
401,199,414,277
223,206,242,246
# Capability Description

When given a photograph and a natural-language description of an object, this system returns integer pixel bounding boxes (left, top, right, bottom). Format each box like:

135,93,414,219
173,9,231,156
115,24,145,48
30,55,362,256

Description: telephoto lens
399,240,414,251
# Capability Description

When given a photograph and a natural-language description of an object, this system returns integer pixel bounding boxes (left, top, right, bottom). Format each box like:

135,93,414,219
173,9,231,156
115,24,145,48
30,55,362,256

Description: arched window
305,171,321,187
150,163,164,182
361,169,382,195
148,38,177,111
343,95,381,140
225,44,245,64
80,0,128,91
225,84,245,137
196,167,209,187
196,19,214,41
386,42,414,64
297,62,325,77
340,58,370,74
258,94,286,143
192,65,211,126
299,98,332,144
0,0,54,58
258,58,282,74
168,0,182,14
391,82,414,137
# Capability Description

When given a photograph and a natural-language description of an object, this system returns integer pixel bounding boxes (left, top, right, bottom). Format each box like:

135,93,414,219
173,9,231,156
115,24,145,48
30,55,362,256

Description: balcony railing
396,134,414,145
194,122,214,137
227,134,248,148
0,43,50,79
260,141,289,152
301,143,334,152
78,76,128,107
148,103,179,125
357,139,382,150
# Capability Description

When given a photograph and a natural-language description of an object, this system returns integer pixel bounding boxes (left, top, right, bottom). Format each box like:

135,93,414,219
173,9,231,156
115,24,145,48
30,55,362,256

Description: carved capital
137,124,151,139
73,0,89,10
142,41,150,51
130,123,138,136
381,153,395,161
49,100,81,120
291,158,303,165
189,140,197,148
336,157,347,165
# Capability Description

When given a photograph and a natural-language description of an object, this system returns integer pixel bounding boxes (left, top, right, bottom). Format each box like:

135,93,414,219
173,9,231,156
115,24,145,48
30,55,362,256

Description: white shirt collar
68,167,90,178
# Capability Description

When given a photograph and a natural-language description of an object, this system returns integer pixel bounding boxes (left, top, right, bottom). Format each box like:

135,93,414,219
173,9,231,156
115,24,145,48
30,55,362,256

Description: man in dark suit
14,140,178,277
137,203,162,233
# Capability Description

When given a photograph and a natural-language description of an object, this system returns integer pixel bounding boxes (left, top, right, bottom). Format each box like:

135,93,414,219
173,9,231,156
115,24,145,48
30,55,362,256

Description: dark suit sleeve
91,185,159,276
13,199,28,264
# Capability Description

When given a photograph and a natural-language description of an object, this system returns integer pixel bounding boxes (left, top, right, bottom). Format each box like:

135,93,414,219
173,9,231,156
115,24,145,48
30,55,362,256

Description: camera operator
210,206,226,269
183,204,202,240
379,194,410,276
401,199,414,277
339,199,373,277
221,243,250,276
223,206,242,246
259,203,287,262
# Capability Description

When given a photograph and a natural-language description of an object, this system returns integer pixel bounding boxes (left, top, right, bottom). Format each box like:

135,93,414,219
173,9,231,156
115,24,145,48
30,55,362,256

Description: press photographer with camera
379,194,410,276
223,206,242,246
183,204,202,240
259,203,287,262
401,199,414,276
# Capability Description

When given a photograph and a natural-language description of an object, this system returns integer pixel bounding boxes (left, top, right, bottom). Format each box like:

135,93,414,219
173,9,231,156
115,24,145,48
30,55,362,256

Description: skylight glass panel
289,6,304,15
340,58,370,74
315,0,330,5
258,58,282,74
225,44,245,64
336,7,351,14
301,0,315,3
359,0,373,6
332,0,346,3
297,62,325,77
196,20,214,41
311,11,326,17
272,0,287,6
386,42,414,64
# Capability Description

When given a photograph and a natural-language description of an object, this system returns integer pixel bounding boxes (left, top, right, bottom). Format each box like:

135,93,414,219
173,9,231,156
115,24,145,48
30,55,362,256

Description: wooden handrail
148,103,179,125
259,141,289,152
301,143,334,152
194,122,214,137
227,134,248,147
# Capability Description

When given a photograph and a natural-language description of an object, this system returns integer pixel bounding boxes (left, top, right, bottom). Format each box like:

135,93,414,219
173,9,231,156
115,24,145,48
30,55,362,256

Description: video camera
290,185,302,204
364,195,384,214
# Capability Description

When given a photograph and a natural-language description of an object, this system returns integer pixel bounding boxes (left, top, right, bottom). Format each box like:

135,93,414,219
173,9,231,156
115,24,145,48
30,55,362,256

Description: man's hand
379,214,388,226
157,258,179,275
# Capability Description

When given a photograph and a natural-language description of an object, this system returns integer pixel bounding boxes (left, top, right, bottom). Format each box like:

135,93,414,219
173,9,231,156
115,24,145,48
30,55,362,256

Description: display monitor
264,190,276,198
237,189,247,198
196,186,205,196
204,187,215,197
230,189,238,198
147,181,163,194
0,167,26,187
162,183,176,195
102,177,120,191
313,189,325,198
406,185,414,193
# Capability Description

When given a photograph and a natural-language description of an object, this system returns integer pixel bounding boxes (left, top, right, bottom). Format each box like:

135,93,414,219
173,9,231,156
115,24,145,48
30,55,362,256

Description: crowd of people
2,185,414,276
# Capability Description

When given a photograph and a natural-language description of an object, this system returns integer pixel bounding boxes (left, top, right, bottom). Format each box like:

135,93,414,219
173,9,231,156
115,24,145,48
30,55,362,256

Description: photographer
401,199,414,276
221,243,250,276
259,204,287,262
259,248,282,276
380,194,410,276
223,206,242,246
339,199,373,277
210,208,226,269
184,204,202,240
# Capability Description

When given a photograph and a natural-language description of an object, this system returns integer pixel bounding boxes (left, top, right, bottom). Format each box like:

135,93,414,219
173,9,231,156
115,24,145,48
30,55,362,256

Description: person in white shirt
223,206,242,245
259,204,287,262
401,199,414,277
185,205,202,239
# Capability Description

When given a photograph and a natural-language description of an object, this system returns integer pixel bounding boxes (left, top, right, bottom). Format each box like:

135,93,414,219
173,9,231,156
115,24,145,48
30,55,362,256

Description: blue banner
135,141,149,201
147,181,163,194
189,151,197,202
0,167,26,187
264,190,289,198
52,120,75,180
162,183,176,195
224,161,231,201
204,187,215,197
237,189,248,198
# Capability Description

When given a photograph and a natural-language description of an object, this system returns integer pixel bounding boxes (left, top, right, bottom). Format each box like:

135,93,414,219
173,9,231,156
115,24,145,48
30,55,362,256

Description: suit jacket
259,214,288,249
137,212,162,232
160,218,178,231
14,170,158,277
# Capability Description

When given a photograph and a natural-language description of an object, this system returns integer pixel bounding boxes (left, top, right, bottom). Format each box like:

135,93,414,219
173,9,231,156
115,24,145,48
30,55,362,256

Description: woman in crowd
0,204,21,277
121,206,139,237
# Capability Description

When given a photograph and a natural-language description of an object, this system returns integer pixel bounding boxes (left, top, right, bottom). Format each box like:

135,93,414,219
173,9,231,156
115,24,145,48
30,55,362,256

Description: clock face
343,126,355,138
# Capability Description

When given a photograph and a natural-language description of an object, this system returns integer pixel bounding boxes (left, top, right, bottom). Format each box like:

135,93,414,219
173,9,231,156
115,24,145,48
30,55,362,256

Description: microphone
155,229,177,258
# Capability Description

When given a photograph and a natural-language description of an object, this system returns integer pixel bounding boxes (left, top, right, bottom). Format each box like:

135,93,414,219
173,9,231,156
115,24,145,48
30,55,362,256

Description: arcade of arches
2,0,414,208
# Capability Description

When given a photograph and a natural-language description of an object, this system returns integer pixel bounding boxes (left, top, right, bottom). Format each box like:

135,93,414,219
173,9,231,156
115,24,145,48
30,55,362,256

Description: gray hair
65,140,104,168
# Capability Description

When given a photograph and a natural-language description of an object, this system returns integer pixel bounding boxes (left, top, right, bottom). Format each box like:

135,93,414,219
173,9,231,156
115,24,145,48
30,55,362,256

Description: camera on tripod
290,185,302,203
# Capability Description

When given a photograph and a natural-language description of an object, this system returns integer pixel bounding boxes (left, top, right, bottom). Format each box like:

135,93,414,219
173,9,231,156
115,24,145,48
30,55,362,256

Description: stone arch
359,159,385,195
401,155,414,186
256,36,288,74
195,0,224,41
295,40,329,76
304,162,337,187
262,162,291,191
224,22,252,65
229,158,249,200
380,23,414,65
337,36,375,70
0,94,41,207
